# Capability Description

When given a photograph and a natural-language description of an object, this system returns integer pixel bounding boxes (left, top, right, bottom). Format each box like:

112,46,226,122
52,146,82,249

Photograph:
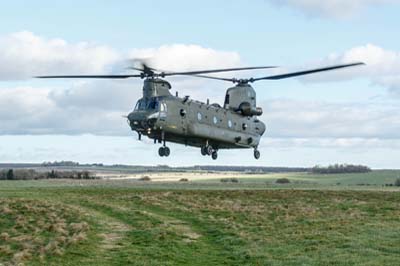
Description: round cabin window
180,109,186,117
242,123,248,130
197,112,202,121
213,116,218,124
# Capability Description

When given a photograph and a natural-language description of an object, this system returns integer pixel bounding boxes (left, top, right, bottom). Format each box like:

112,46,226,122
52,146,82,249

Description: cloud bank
0,31,120,80
0,31,399,150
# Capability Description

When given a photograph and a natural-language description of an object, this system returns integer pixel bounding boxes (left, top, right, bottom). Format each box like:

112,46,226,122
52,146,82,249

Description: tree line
311,164,371,174
0,169,96,180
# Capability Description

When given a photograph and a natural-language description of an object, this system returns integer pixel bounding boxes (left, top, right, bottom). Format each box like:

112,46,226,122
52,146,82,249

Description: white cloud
291,44,400,97
0,31,120,80
261,98,400,138
1,31,399,150
268,0,397,18
0,33,247,135
129,44,242,71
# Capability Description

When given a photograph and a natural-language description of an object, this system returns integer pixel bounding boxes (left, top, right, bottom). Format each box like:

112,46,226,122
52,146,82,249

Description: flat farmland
1,174,400,265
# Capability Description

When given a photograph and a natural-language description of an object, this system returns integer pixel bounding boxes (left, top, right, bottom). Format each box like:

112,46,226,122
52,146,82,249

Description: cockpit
134,98,167,113
134,98,158,111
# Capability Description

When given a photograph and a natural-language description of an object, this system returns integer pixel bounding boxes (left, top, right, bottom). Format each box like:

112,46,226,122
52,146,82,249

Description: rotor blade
189,74,235,82
36,74,142,79
162,66,277,76
252,62,365,81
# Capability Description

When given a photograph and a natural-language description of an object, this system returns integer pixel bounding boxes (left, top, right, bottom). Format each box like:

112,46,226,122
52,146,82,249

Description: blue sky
0,0,400,167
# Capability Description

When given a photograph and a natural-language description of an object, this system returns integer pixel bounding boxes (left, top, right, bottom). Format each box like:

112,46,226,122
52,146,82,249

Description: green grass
0,173,400,265
198,170,400,187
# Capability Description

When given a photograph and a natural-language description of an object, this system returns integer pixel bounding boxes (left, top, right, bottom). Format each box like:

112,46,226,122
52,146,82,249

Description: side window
213,116,218,124
228,120,232,128
197,112,202,121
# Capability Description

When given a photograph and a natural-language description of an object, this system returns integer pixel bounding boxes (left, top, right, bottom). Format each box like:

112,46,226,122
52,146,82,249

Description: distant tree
6,169,14,180
47,170,59,179
395,178,400,187
311,164,371,174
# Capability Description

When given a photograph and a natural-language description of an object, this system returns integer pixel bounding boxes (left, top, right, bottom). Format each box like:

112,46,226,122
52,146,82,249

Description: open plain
1,171,400,265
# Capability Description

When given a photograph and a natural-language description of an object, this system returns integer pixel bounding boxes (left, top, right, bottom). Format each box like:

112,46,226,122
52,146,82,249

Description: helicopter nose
127,111,158,131
128,112,146,129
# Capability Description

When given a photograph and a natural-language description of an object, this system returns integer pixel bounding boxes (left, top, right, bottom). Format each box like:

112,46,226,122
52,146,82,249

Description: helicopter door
159,102,167,121
179,107,188,135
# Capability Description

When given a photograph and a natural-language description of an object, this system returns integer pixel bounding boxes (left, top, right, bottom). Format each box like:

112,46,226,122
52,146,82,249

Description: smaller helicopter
37,61,364,160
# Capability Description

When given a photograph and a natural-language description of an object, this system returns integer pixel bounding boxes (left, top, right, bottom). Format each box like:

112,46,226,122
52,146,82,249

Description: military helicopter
37,61,364,160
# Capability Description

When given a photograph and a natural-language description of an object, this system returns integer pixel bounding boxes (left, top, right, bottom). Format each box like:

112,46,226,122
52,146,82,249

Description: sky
0,0,400,168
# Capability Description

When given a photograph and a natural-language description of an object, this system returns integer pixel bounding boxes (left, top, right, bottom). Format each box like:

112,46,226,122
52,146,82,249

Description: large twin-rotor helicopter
38,61,364,160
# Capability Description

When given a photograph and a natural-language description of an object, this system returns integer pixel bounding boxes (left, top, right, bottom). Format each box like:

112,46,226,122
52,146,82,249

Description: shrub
394,178,400,187
179,178,189,182
276,178,290,184
220,178,239,183
138,176,151,181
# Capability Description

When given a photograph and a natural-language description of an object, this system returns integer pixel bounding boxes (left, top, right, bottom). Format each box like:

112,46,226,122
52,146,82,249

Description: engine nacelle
238,102,263,116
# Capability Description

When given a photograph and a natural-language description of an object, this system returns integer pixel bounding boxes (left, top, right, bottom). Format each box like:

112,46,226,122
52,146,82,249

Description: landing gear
201,146,207,156
206,145,213,156
158,146,170,157
158,131,170,157
254,149,260,160
201,143,218,160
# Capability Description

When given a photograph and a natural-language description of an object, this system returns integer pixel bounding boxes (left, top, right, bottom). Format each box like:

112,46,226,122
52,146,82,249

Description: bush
138,176,151,181
394,178,400,187
179,178,189,182
276,178,290,184
220,178,239,183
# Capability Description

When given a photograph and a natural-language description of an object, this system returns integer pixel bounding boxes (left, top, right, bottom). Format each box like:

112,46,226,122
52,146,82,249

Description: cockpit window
134,100,147,110
148,100,159,110
134,98,162,111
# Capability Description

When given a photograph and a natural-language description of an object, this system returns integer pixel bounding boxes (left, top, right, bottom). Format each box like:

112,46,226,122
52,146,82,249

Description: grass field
1,171,400,265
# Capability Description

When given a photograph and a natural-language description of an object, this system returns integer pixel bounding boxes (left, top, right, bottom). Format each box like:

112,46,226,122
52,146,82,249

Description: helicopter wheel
164,146,170,157
211,151,218,160
254,149,260,160
159,146,170,157
206,145,213,156
158,147,165,157
201,146,207,156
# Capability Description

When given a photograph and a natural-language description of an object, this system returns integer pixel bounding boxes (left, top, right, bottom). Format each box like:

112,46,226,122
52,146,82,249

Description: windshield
134,98,160,111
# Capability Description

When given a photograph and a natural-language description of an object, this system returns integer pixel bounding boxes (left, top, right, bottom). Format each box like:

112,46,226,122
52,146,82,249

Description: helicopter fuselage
128,95,266,150
126,78,266,159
